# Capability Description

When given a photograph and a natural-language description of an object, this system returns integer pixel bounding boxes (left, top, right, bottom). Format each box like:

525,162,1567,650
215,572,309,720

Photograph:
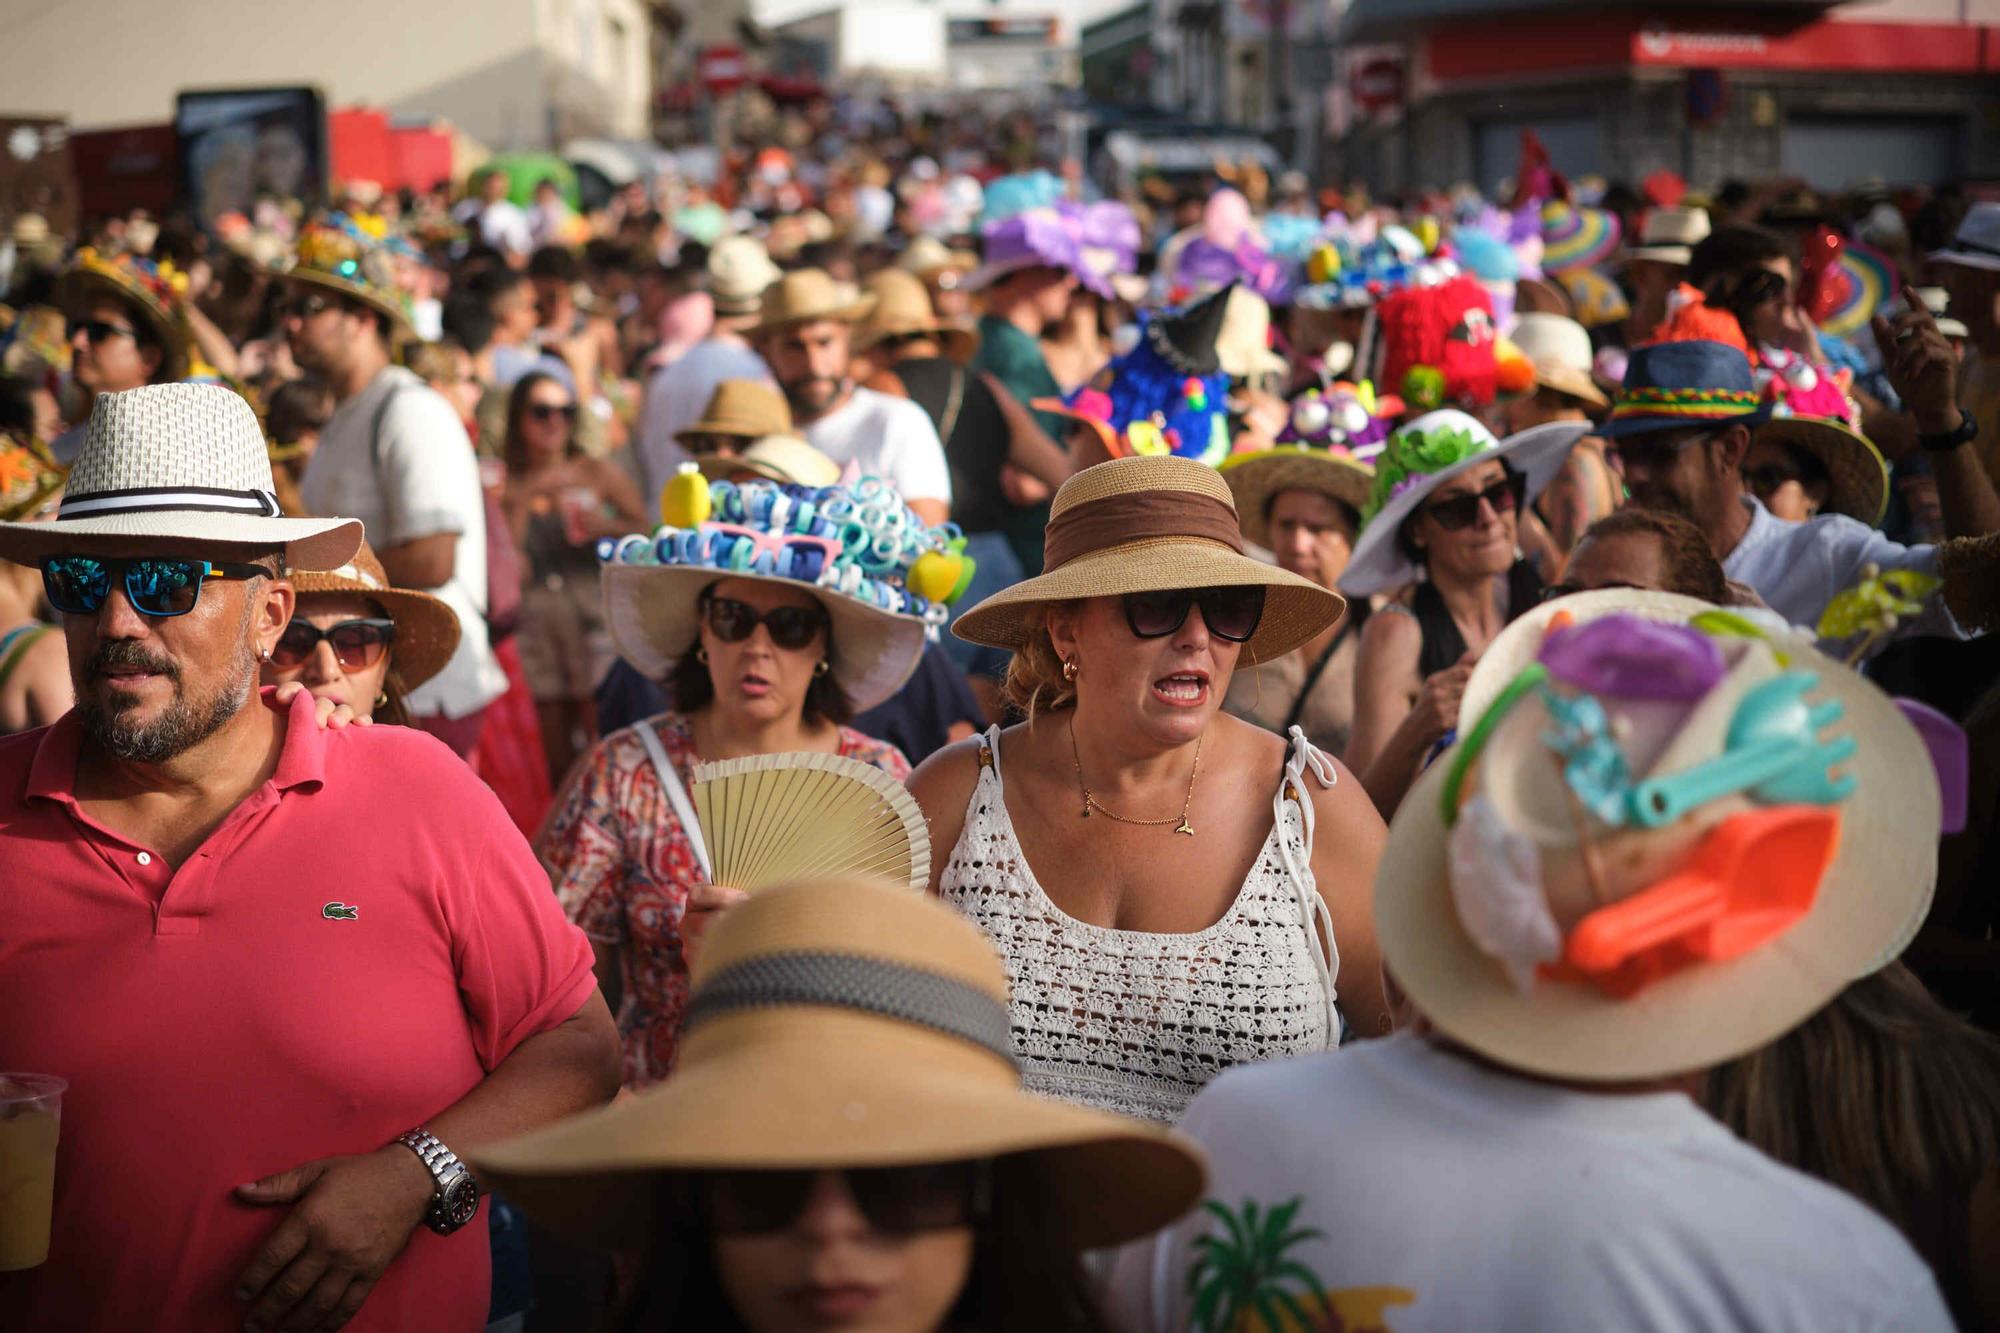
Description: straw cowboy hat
601,474,939,711
284,214,417,344
898,234,979,288
674,378,794,446
0,383,361,570
1376,589,1940,1082
1218,447,1375,551
1338,410,1589,599
853,268,977,363
1509,312,1609,408
55,248,194,382
952,455,1344,667
1755,414,1889,527
472,876,1207,1250
706,236,783,320
694,434,842,488
285,539,461,694
1625,205,1711,267
746,268,875,339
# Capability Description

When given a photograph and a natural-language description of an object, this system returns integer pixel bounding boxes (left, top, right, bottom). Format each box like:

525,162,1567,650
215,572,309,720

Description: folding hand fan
689,752,931,893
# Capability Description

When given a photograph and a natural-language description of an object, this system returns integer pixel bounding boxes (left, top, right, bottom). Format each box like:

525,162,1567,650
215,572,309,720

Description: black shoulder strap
1280,621,1352,734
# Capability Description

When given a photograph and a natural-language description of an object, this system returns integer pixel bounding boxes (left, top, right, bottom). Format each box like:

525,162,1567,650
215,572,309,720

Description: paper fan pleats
691,751,931,893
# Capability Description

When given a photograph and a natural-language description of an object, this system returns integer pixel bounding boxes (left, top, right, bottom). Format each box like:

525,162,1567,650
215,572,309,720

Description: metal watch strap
394,1128,472,1234
1918,410,1979,454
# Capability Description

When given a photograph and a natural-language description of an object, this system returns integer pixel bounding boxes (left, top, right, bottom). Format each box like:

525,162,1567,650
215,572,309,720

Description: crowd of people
3,95,2000,1331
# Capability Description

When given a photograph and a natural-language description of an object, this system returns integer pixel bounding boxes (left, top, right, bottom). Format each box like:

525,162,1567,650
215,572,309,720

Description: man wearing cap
0,383,620,1330
1930,202,2000,489
749,269,952,526
287,219,507,757
1609,328,2000,641
635,235,780,498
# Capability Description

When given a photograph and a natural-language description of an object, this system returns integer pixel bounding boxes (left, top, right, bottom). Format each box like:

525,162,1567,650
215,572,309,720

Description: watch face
442,1177,481,1228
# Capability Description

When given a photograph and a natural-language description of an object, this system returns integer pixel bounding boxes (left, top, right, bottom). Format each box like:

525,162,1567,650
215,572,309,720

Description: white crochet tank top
940,724,1341,1124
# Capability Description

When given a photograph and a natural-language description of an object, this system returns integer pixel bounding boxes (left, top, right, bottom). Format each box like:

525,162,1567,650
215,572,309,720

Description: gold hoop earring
1061,656,1078,683
696,646,708,664
375,692,388,708
814,659,830,677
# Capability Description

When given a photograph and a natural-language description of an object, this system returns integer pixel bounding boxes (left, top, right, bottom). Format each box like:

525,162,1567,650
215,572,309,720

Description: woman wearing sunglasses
258,540,461,726
501,369,649,780
1340,411,1589,819
542,476,927,1091
912,455,1390,1126
474,876,1205,1333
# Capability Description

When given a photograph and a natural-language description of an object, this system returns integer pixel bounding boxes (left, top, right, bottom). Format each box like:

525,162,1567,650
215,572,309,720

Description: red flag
1510,130,1570,210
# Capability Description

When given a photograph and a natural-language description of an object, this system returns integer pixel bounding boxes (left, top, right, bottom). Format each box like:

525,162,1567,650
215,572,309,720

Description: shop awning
1340,0,1850,44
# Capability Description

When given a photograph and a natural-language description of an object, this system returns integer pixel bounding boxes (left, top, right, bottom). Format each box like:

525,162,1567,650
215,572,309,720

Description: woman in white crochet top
911,456,1391,1124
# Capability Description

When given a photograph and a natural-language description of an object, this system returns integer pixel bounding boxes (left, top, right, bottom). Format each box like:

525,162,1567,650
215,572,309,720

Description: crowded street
2,0,1999,1329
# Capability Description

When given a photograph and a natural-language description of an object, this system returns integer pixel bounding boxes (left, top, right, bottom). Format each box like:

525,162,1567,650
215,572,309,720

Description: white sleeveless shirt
939,724,1342,1124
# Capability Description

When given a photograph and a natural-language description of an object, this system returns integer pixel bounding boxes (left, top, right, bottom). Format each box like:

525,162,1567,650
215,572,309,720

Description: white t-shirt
1107,1033,1952,1333
802,387,952,507
635,337,771,499
477,200,533,258
300,366,507,720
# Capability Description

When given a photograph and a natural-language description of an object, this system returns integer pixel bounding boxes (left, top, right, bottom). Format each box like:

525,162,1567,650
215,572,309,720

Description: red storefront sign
1427,13,1995,84
700,45,748,94
1352,57,1406,113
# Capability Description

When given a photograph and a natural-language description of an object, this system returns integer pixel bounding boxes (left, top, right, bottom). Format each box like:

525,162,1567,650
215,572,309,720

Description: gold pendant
1176,818,1195,836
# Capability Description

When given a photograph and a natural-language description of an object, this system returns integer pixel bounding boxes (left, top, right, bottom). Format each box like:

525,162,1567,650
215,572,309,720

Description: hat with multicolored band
1540,202,1622,273
285,212,418,342
55,249,195,381
0,433,66,524
1603,339,1772,439
599,472,976,711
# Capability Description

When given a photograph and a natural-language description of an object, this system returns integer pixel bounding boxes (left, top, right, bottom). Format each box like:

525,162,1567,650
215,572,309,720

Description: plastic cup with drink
0,1073,64,1271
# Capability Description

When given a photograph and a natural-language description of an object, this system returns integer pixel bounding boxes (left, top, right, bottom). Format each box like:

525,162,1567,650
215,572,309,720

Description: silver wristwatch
394,1128,481,1235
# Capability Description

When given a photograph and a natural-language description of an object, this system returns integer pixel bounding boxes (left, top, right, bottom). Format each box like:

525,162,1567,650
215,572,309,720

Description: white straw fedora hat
0,383,362,570
1338,410,1588,599
1377,589,1941,1082
1509,312,1609,408
1625,205,1711,267
472,876,1208,1251
951,455,1345,667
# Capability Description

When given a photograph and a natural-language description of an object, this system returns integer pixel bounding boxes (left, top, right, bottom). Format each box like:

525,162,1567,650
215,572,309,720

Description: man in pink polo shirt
0,383,621,1331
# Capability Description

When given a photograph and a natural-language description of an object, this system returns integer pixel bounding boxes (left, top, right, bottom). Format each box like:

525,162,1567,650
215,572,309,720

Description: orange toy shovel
1562,806,1841,994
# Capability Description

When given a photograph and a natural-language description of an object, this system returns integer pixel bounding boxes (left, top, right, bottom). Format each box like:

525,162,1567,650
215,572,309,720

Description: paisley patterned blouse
540,711,911,1088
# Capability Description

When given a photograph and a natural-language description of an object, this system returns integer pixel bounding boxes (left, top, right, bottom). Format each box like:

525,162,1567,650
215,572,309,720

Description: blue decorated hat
599,473,974,711
1603,339,1773,439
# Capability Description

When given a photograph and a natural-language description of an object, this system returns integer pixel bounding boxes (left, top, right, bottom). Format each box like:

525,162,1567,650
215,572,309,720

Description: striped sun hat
1602,340,1773,439
1541,202,1623,273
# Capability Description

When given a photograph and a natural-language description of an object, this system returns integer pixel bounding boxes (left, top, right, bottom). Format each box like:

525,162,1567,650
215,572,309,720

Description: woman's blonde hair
999,602,1081,720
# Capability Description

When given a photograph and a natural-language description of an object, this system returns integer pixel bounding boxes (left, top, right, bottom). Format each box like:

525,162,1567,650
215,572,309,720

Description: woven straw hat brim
951,540,1343,668
677,415,783,445
56,268,190,381
283,269,416,343
602,563,926,712
286,575,462,694
746,295,877,339
1338,421,1590,599
1626,244,1693,266
1386,588,1937,1081
0,511,363,572
1757,417,1889,527
1218,449,1375,551
471,1008,1206,1252
1531,362,1610,408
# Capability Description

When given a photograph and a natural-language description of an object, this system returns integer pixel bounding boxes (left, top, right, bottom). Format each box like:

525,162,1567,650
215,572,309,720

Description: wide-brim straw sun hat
952,455,1343,667
285,540,461,694
1376,588,1939,1083
284,214,418,344
1337,411,1589,599
55,248,194,382
0,383,361,570
471,875,1208,1251
1756,415,1889,527
1218,447,1375,551
693,434,842,488
674,378,794,445
745,268,876,338
853,268,976,363
601,473,951,711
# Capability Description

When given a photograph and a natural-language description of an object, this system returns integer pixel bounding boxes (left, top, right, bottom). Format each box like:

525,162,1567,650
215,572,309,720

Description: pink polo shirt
0,691,597,1331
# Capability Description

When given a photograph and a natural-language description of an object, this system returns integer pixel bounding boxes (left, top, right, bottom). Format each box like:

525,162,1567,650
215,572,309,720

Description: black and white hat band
58,484,283,521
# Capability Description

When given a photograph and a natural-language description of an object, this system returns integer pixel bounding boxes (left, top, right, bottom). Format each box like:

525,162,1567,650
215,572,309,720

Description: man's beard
1626,485,1695,520
77,637,257,764
781,375,843,420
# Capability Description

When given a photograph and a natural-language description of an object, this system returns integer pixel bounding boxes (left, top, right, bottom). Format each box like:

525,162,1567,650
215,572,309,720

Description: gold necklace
1068,716,1202,836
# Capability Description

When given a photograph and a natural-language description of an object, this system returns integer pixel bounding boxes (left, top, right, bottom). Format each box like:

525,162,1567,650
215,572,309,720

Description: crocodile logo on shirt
322,902,360,921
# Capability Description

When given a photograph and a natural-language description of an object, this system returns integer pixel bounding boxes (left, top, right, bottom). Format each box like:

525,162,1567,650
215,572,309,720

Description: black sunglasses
525,402,579,423
42,555,268,619
271,618,396,671
1121,586,1267,643
1418,474,1525,532
703,593,827,650
283,292,334,320
700,1163,989,1235
68,318,139,345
